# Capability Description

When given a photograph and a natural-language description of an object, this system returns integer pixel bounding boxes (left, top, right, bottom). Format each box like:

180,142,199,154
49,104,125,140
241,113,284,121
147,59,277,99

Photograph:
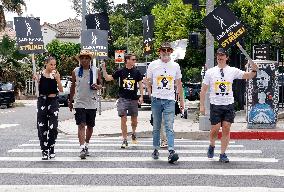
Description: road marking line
8,148,262,154
0,168,282,176
0,185,283,192
19,143,244,147
28,139,236,144
0,156,277,163
0,124,19,129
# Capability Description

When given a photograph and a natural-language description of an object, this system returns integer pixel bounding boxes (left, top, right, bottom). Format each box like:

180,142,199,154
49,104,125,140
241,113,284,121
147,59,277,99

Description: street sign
81,29,108,59
14,17,44,54
253,44,270,60
202,4,246,50
115,50,125,63
142,15,155,56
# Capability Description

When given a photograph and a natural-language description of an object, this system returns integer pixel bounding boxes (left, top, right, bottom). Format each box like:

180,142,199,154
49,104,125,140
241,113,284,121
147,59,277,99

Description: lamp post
199,0,214,131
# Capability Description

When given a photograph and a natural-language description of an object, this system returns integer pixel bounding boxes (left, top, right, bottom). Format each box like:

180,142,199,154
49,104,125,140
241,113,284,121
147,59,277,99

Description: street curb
218,131,284,140
98,131,210,140
98,131,284,140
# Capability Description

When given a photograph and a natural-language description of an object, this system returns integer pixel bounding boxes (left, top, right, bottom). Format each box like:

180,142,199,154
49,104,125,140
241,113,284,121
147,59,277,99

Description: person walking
35,56,63,160
102,53,143,148
69,50,102,159
146,42,184,164
200,48,258,163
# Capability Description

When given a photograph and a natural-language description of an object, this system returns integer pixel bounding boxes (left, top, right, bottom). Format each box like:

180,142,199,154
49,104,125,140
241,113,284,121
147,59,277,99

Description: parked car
0,82,15,107
136,62,151,107
183,82,201,101
58,77,72,106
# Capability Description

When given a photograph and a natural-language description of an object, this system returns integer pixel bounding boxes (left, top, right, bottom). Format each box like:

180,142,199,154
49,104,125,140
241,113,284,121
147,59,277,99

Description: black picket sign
202,5,246,50
14,17,45,54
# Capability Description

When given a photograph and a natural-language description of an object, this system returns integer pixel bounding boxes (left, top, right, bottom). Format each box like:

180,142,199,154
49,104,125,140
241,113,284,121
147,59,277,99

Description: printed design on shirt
123,79,135,90
214,80,231,96
156,75,174,90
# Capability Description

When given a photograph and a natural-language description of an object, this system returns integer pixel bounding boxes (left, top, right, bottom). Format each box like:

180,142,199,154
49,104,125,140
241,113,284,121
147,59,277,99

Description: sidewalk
58,104,284,140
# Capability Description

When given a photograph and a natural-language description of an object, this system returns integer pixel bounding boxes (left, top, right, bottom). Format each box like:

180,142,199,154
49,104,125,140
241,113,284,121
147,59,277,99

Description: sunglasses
160,48,173,53
220,68,224,78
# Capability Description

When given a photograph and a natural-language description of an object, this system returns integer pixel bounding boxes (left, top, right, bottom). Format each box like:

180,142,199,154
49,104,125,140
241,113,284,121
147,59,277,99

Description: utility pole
81,0,87,32
199,0,214,131
126,18,129,53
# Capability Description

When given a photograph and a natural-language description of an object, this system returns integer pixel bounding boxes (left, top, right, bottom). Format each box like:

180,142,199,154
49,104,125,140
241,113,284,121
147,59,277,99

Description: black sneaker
121,139,128,149
207,145,215,158
85,146,89,156
49,146,55,159
42,150,48,160
152,149,159,159
80,148,87,159
219,153,229,163
168,150,179,164
131,134,138,144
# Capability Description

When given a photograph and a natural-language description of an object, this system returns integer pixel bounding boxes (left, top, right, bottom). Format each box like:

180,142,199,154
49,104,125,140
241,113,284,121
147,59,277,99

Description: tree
36,40,81,77
0,35,30,91
260,2,284,46
0,0,26,30
71,0,114,15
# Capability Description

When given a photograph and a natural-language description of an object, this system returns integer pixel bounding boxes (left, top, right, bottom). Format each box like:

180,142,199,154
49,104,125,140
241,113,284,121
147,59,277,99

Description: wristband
252,70,257,73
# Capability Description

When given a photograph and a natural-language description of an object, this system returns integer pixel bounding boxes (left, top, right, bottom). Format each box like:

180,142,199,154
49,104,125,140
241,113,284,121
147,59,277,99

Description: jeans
151,97,175,151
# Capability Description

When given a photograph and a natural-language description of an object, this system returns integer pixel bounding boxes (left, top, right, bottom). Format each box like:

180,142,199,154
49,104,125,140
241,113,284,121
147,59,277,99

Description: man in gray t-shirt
69,50,102,159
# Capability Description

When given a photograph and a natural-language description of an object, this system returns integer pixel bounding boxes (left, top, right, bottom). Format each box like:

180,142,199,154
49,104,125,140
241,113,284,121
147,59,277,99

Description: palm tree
0,0,26,31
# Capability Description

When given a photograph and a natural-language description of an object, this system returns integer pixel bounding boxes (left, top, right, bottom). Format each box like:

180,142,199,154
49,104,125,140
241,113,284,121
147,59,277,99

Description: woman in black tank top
35,56,63,160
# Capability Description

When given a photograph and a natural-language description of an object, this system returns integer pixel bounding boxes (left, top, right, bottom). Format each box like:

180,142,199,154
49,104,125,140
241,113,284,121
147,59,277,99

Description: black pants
37,96,59,151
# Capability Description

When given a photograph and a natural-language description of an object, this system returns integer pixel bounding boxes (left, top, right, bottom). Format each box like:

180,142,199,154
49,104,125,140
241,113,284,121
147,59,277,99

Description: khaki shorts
117,98,138,117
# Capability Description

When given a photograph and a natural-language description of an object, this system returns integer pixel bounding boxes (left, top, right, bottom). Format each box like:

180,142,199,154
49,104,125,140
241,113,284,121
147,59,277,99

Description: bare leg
209,123,221,147
131,116,137,134
78,123,86,146
85,126,93,143
220,121,231,154
121,116,127,139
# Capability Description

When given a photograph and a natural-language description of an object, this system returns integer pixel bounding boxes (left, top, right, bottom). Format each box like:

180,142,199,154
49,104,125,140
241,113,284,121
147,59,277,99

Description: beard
160,55,171,62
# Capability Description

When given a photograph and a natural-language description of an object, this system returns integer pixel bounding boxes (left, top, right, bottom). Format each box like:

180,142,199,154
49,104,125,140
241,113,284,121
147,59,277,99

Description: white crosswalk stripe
0,135,283,191
0,123,19,129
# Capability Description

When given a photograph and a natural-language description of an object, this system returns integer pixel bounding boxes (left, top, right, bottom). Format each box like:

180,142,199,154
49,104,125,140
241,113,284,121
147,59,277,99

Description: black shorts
210,104,235,125
75,108,97,127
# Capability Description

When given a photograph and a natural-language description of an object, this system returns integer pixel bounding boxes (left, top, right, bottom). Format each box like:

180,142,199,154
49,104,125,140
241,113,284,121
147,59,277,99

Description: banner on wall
247,60,279,129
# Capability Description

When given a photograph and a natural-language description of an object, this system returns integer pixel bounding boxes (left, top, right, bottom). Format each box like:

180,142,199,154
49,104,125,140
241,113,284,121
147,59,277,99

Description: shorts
210,104,235,125
117,98,138,117
74,108,97,127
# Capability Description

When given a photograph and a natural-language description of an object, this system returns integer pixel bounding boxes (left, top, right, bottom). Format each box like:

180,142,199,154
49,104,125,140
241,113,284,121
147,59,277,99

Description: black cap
160,42,172,49
216,48,227,55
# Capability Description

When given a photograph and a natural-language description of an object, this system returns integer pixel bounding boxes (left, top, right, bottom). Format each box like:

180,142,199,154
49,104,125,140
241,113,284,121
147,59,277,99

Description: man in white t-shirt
200,48,258,163
146,42,184,164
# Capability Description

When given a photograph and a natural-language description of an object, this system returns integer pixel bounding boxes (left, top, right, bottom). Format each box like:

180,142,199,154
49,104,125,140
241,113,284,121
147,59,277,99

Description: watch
252,70,257,73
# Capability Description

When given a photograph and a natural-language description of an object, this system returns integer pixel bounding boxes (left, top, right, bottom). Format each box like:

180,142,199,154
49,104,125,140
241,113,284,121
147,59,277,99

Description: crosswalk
0,109,15,114
0,134,283,191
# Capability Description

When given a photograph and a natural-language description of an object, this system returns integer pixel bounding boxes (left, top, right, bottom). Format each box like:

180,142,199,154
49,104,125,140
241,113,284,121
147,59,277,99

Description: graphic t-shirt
147,59,182,101
203,65,245,105
112,67,143,100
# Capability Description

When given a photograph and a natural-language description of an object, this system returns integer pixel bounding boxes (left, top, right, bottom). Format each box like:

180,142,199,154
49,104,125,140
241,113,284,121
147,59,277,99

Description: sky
5,0,127,24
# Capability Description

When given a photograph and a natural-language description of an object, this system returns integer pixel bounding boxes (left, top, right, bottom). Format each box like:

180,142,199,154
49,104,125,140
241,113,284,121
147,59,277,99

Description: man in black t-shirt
102,53,144,148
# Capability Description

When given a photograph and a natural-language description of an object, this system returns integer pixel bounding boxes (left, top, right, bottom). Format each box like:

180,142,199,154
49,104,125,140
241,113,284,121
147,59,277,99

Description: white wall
41,26,57,47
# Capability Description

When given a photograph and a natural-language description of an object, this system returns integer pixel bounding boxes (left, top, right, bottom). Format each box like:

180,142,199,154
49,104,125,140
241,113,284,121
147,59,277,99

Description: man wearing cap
200,48,258,163
69,50,102,159
146,42,184,164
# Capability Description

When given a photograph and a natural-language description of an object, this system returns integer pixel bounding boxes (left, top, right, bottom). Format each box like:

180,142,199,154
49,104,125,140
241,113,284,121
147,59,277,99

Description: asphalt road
0,101,283,191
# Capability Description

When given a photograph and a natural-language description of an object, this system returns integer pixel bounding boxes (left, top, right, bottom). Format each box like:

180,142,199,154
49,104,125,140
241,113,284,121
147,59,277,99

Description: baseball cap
216,48,228,56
